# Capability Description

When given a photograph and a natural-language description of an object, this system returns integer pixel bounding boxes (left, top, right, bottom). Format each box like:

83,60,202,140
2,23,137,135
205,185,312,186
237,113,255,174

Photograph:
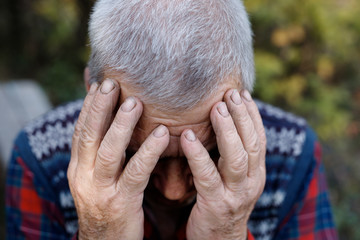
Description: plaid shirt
6,100,338,239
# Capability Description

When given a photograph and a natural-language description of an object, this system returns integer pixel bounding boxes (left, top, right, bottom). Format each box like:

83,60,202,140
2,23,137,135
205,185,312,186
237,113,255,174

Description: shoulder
255,99,309,158
249,100,318,239
23,99,83,161
7,100,83,236
13,99,83,192
15,99,83,196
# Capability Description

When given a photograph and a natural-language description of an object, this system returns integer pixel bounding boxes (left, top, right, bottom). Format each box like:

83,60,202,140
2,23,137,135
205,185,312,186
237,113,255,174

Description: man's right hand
67,79,170,240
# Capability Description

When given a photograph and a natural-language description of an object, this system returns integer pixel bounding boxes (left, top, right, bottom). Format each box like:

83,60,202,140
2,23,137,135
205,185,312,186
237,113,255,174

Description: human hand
67,79,170,240
181,89,266,240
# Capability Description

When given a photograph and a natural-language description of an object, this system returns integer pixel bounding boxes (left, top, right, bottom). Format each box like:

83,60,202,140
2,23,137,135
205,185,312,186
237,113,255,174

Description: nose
153,158,192,201
163,171,188,200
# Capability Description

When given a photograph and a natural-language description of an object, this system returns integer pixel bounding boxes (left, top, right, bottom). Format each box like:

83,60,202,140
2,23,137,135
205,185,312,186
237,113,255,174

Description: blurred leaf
274,74,307,106
38,60,86,105
317,56,335,81
254,51,284,101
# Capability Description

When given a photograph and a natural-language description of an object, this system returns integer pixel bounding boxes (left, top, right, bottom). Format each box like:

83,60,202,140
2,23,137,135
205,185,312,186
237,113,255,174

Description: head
87,0,254,204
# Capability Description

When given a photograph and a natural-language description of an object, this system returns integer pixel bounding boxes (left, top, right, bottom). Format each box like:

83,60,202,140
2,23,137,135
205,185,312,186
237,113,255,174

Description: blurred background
0,0,359,238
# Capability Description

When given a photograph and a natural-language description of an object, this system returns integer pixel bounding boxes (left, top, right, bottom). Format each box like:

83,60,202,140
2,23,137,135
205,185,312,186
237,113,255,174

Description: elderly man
6,0,338,239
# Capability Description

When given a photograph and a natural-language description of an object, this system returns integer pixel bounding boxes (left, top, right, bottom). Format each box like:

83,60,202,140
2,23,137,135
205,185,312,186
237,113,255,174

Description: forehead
104,72,241,157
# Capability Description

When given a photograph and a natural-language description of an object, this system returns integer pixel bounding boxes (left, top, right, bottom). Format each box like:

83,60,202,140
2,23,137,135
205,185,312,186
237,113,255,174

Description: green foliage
0,0,92,104
38,61,86,104
247,0,359,141
0,0,359,238
245,0,360,237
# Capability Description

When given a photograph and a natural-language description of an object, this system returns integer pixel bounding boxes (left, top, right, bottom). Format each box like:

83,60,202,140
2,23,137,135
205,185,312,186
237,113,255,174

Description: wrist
215,222,248,240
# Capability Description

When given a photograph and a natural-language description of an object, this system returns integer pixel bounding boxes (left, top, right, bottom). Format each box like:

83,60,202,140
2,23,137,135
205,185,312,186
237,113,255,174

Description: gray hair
89,0,254,110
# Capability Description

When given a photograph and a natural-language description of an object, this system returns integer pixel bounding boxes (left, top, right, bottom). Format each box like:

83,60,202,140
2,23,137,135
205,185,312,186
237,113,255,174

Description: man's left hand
181,89,266,240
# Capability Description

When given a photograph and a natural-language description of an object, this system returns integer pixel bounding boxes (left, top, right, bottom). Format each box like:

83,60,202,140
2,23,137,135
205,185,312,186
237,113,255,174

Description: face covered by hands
67,75,266,240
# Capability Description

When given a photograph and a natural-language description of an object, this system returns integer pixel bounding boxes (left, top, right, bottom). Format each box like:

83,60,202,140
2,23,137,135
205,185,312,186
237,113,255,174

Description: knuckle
239,150,249,161
83,98,93,110
78,138,88,153
112,115,134,134
79,125,96,146
234,109,250,124
248,135,261,156
197,165,212,180
236,147,249,161
224,196,242,212
72,130,80,144
72,121,84,143
122,165,146,190
124,172,143,188
82,94,93,106
138,141,159,159
91,97,107,114
217,127,240,145
127,158,148,177
141,144,154,157
192,149,210,164
229,150,248,172
197,166,221,188
97,146,116,167
74,121,83,137
221,127,239,142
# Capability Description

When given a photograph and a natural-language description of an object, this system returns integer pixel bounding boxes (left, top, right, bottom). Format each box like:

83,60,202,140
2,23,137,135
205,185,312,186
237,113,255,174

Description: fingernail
231,89,242,105
100,79,115,94
89,82,99,95
241,90,252,102
185,130,196,142
153,125,167,138
121,97,136,112
217,102,229,117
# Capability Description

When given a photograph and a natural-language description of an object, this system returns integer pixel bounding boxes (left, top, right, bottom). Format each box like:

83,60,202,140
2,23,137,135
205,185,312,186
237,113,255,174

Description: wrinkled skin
67,76,266,240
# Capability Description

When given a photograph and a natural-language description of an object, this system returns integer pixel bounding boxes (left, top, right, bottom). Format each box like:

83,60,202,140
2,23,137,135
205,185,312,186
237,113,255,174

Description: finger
240,90,267,166
180,130,223,199
77,79,120,170
210,101,248,187
119,125,170,196
94,97,143,184
69,82,98,176
223,89,261,177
